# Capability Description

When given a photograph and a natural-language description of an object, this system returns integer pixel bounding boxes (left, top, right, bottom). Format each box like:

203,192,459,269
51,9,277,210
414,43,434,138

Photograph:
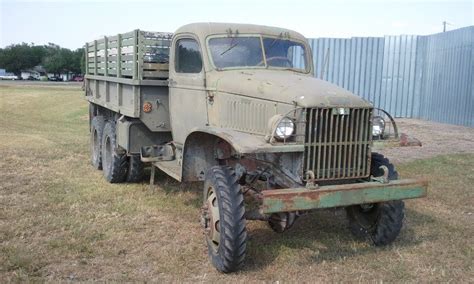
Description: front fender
187,127,304,155
372,108,422,149
182,128,303,182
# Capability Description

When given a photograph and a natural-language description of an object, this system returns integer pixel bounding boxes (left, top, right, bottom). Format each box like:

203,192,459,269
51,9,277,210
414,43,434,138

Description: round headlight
372,116,385,137
275,117,295,140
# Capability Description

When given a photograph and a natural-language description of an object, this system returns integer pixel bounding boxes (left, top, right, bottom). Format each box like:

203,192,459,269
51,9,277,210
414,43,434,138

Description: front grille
303,107,372,181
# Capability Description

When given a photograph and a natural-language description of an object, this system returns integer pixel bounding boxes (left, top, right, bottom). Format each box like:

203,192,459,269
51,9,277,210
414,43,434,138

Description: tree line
0,43,84,77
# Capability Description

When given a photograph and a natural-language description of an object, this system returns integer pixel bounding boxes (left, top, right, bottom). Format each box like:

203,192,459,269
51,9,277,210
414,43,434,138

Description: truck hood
208,70,372,108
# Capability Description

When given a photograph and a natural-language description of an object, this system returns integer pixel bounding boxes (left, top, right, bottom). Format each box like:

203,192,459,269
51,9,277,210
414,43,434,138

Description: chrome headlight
372,116,385,137
275,117,295,140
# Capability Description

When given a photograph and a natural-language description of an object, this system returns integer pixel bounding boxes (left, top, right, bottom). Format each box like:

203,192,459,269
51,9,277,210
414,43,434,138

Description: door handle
207,91,215,104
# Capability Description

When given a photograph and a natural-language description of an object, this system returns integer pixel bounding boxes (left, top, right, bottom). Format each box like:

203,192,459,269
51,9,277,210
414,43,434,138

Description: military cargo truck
84,23,428,273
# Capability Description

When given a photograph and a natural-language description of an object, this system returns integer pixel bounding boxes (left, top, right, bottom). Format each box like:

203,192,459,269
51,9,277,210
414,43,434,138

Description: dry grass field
1,82,473,282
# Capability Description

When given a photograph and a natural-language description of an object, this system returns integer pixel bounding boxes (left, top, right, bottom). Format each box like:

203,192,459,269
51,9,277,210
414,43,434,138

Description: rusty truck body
84,23,427,273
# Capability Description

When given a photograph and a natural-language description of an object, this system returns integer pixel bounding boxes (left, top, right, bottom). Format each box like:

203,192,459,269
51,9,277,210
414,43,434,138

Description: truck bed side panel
85,78,139,117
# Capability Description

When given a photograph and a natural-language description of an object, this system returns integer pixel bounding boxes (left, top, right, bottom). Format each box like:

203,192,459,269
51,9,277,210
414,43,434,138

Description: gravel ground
379,118,474,164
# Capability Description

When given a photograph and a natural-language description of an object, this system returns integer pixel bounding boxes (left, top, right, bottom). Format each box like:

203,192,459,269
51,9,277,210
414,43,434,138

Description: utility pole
442,21,453,32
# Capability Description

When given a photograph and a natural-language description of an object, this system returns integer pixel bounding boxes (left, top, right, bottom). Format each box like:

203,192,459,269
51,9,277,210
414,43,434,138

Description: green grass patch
0,83,472,282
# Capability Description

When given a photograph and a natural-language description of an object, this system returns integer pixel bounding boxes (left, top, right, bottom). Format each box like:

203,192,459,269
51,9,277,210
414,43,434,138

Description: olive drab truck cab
84,22,428,273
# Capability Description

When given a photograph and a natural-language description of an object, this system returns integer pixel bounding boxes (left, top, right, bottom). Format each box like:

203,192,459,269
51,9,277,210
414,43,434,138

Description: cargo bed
84,30,173,118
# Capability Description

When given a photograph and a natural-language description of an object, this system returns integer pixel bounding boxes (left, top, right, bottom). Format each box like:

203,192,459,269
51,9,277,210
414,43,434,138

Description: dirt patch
379,118,474,164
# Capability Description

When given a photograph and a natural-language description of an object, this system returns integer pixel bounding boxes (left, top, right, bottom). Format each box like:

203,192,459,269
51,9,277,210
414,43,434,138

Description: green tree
42,44,84,76
0,43,44,76
42,44,71,76
0,42,84,77
69,48,84,74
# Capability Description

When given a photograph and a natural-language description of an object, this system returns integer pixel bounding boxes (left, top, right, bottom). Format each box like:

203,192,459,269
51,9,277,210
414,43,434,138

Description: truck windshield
208,36,308,72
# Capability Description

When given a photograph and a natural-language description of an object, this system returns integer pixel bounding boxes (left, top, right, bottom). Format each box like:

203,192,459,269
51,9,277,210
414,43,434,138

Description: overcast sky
1,0,472,49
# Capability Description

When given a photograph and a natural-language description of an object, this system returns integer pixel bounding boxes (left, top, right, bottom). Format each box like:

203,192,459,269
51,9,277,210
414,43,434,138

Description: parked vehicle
0,75,18,80
48,76,63,81
71,75,84,82
84,23,428,273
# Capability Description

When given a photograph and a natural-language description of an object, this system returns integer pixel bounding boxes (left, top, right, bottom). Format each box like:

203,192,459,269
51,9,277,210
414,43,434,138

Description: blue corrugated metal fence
308,26,473,127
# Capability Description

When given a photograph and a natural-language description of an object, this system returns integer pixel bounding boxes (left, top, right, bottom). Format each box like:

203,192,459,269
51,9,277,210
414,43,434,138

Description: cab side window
175,38,202,73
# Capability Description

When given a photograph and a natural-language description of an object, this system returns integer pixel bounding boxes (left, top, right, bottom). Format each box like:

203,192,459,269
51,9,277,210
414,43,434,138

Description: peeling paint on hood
208,69,372,108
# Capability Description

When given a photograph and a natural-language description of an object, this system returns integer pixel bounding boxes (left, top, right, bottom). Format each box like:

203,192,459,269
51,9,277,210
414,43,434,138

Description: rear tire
346,153,404,246
90,116,105,170
101,121,128,183
202,166,247,273
126,155,144,182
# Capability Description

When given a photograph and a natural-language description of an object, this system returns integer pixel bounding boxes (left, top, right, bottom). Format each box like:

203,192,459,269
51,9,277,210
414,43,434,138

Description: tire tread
126,155,144,182
347,153,405,246
205,166,247,273
102,121,128,183
90,116,105,170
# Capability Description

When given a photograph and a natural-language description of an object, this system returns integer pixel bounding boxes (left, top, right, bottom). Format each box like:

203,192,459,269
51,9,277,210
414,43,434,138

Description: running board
153,160,182,181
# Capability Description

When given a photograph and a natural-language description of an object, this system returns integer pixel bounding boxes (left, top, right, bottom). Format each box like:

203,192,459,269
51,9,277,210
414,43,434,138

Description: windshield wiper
268,38,278,49
220,42,239,56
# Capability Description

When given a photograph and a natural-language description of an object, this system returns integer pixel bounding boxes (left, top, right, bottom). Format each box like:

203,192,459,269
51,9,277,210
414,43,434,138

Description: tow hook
305,170,319,189
371,165,390,184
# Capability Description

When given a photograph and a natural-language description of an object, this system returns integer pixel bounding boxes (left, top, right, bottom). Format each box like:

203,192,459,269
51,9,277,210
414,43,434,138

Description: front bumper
261,178,428,214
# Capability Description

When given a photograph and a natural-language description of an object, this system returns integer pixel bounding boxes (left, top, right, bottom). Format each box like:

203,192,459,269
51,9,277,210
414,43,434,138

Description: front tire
101,121,128,183
268,212,298,233
346,153,405,246
202,166,247,273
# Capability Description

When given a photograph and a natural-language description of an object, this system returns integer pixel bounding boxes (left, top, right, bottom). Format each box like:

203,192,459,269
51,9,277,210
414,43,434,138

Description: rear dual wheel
101,121,128,183
90,116,105,170
126,154,144,182
90,117,144,183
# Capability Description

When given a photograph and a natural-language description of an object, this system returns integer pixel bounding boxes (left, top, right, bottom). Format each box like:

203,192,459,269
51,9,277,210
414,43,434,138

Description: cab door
169,35,208,144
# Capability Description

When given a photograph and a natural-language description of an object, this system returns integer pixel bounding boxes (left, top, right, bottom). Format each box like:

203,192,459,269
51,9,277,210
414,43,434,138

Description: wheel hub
353,203,380,230
268,212,297,233
360,203,375,212
203,187,220,249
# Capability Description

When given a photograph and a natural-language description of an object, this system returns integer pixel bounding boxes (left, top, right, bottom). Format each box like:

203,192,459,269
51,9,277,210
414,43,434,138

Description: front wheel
202,166,247,273
346,200,405,246
346,153,404,245
268,212,298,233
